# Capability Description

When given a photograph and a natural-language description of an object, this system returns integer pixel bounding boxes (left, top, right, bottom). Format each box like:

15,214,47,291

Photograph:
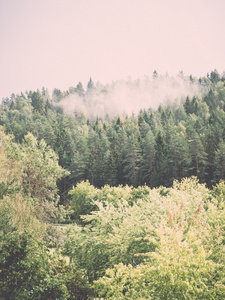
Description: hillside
1,70,225,298
0,71,225,200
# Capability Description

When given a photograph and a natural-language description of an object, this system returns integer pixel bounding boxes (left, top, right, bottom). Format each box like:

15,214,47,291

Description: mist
55,74,208,119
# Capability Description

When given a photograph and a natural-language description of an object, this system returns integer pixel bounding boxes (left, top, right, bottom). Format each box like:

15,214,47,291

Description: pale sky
0,0,225,100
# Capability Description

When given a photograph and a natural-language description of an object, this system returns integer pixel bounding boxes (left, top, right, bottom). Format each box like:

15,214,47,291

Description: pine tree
75,82,85,96
204,128,217,186
153,131,168,186
140,130,156,186
29,91,45,114
167,125,189,181
188,131,207,181
214,140,225,180
123,133,142,186
184,96,192,115
87,77,94,90
87,128,99,185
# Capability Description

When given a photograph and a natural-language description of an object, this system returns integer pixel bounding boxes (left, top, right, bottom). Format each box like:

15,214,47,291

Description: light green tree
93,178,225,299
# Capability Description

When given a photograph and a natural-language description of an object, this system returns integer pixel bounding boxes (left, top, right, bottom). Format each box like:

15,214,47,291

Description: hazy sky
0,0,225,99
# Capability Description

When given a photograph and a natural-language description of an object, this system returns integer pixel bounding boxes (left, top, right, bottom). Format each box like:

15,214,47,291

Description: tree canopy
1,71,225,298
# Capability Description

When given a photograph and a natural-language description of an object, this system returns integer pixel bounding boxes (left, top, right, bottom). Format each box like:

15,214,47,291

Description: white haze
56,75,208,119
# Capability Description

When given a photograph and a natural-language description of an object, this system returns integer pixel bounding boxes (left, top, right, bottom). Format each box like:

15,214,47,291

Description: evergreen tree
117,126,127,184
214,140,225,180
167,124,189,181
138,119,150,139
188,131,207,181
153,131,168,186
140,130,156,186
123,133,142,186
105,126,120,186
96,130,110,187
87,128,99,185
209,69,220,84
52,88,63,102
75,82,85,96
87,77,94,90
204,128,217,186
184,96,192,114
29,90,45,114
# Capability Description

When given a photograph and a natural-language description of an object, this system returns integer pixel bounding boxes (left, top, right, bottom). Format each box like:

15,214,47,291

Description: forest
1,70,225,299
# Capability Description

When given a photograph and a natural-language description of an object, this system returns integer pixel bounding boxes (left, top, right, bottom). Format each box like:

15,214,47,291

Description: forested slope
0,71,225,200
1,70,225,299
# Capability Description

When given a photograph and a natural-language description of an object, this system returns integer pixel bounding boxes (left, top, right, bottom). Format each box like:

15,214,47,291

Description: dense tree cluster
1,70,225,298
0,128,90,299
67,178,225,299
1,71,225,201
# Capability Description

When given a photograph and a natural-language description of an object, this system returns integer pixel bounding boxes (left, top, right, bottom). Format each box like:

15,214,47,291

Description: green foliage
0,129,93,299
95,184,134,206
1,74,225,191
0,216,91,300
0,193,43,233
62,178,225,298
0,128,69,224
28,259,91,300
69,181,155,224
153,130,168,186
64,184,163,282
123,133,142,186
21,132,69,202
0,217,48,299
214,140,225,180
69,181,98,224
2,73,225,298
140,129,156,185
0,179,20,199
211,180,225,207
29,90,45,114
